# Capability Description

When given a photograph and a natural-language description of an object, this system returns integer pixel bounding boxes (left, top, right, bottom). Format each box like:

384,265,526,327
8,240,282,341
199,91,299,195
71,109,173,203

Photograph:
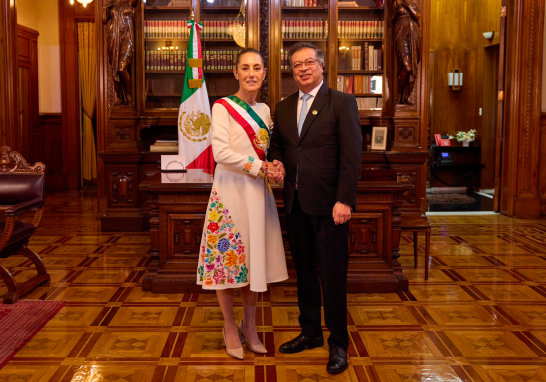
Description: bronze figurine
393,0,421,105
102,0,138,106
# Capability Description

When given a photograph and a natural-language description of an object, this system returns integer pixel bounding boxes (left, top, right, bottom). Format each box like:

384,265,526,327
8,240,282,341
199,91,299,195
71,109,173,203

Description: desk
139,169,409,293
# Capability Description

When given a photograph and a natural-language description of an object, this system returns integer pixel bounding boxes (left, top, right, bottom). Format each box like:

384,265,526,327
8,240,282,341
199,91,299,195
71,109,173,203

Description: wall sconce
70,0,94,7
483,31,494,40
448,69,463,91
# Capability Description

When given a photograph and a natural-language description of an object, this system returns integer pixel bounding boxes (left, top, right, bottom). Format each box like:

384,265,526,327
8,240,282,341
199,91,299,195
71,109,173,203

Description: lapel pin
312,110,317,115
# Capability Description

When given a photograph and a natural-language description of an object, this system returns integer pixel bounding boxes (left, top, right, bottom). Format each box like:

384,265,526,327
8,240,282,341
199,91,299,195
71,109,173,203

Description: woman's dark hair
235,48,266,69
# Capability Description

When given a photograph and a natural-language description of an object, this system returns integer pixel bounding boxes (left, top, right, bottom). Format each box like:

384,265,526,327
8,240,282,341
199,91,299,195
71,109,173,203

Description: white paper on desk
161,154,185,171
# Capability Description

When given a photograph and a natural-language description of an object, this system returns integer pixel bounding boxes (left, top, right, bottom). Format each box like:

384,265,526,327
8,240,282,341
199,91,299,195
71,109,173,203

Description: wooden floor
1,191,546,381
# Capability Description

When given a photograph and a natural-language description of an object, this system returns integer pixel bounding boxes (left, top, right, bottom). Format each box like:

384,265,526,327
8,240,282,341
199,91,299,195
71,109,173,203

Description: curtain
78,22,97,182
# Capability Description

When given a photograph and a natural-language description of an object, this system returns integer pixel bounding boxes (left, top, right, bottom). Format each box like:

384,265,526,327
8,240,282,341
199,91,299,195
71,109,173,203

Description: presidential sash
214,96,270,161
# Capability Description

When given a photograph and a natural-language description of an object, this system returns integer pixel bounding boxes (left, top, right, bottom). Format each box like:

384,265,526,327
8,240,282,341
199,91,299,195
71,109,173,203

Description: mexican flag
178,19,215,174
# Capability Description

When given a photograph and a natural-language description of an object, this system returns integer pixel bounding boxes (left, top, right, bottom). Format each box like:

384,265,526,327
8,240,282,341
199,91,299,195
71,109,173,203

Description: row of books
144,20,190,40
281,20,328,39
150,140,178,153
344,44,382,70
203,50,240,71
284,0,320,6
355,97,383,111
144,20,245,40
146,50,186,71
338,20,384,39
201,20,245,39
336,75,382,94
145,49,242,71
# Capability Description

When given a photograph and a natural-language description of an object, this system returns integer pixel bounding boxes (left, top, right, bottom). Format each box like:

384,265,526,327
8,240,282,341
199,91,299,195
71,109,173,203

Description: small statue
393,0,421,105
102,0,138,106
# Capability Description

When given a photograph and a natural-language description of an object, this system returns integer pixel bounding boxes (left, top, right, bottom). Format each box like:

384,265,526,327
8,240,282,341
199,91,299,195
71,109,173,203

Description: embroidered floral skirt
197,188,249,288
196,165,288,292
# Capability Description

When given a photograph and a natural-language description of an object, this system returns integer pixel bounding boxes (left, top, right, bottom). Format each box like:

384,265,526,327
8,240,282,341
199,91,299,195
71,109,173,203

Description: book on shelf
338,1,359,7
284,0,319,6
150,144,179,153
144,20,189,40
337,75,383,95
281,20,327,39
146,49,186,71
338,20,383,39
355,97,382,111
154,140,178,146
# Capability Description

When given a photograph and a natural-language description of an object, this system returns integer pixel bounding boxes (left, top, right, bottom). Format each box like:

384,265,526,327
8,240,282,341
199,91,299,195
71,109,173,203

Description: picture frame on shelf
371,126,387,150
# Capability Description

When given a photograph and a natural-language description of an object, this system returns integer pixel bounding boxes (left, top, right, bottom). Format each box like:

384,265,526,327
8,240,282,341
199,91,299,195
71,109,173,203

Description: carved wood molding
501,0,545,216
0,0,19,150
520,0,541,193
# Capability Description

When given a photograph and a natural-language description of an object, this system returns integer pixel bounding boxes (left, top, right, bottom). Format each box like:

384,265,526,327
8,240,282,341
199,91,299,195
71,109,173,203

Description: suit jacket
269,83,362,216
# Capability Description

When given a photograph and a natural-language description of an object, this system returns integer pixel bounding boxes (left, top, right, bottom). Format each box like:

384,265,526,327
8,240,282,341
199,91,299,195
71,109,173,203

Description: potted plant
456,129,477,147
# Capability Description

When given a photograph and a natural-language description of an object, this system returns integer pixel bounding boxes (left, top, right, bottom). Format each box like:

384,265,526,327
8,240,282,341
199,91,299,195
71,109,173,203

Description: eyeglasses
292,59,319,71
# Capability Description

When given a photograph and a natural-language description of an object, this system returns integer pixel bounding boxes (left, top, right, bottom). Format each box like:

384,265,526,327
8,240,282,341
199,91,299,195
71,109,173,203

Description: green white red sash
214,96,270,161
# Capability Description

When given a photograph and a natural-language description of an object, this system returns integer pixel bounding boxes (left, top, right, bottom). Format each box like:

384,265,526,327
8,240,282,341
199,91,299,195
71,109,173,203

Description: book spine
377,49,382,70
364,42,369,71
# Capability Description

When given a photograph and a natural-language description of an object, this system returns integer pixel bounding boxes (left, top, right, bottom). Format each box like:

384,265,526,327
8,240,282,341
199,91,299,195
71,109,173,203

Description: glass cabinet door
143,0,191,112
335,0,384,111
280,0,330,100
199,0,245,105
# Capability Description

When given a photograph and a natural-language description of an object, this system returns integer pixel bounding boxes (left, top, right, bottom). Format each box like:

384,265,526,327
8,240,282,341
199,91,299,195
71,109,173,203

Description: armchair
0,146,50,303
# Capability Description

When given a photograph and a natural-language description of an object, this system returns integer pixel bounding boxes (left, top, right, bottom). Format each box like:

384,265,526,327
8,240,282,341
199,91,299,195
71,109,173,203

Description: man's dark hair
235,48,265,68
287,42,325,71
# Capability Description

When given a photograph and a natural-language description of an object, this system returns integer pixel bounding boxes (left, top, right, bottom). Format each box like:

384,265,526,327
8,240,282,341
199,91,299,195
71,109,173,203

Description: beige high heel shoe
222,327,244,360
238,319,267,354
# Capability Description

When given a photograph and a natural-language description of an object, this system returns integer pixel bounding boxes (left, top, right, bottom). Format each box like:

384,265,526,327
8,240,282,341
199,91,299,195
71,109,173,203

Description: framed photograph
371,126,388,151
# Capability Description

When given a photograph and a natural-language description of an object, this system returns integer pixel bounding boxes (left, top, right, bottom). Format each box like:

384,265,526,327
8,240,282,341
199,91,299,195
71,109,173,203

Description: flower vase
462,141,470,147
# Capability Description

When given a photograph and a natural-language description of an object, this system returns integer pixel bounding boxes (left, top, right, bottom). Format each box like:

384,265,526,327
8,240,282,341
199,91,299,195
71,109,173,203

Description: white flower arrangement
455,129,477,142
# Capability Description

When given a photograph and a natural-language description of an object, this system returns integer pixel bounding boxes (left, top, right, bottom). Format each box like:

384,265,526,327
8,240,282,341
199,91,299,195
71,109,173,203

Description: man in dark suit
268,42,362,374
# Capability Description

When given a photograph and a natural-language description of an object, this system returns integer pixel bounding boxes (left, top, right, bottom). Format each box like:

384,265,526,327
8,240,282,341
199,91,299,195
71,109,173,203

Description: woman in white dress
196,48,288,359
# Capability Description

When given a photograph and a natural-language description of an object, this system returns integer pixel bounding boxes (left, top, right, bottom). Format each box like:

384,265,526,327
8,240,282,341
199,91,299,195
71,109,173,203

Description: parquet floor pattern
1,191,546,381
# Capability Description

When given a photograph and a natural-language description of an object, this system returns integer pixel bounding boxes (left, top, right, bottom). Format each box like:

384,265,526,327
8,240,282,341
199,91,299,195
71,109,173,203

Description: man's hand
333,202,351,225
267,160,286,183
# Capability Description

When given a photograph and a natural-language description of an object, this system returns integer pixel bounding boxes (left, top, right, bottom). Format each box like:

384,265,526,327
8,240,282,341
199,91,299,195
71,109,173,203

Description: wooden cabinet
169,215,204,256
140,170,408,293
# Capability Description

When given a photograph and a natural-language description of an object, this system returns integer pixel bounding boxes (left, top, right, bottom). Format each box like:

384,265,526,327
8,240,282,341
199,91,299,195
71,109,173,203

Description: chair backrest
0,146,45,206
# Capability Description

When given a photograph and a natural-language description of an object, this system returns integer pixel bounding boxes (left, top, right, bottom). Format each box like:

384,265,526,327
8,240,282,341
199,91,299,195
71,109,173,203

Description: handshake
261,160,286,183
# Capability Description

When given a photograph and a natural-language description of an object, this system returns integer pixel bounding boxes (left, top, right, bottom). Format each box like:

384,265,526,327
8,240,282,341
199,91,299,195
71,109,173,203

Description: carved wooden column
0,0,19,149
501,0,545,217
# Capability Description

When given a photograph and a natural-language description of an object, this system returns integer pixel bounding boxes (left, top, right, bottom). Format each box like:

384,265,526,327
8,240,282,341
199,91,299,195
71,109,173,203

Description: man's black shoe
327,346,348,374
279,334,324,354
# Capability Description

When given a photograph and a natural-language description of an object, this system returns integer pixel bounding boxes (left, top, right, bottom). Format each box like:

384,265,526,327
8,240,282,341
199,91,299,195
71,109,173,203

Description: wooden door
16,25,39,163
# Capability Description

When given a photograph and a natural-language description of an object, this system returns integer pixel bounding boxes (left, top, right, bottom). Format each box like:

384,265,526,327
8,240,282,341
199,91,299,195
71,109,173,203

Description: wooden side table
400,216,432,280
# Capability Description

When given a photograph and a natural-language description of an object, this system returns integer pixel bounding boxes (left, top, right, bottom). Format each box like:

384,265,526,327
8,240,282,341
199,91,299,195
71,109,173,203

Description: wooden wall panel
429,0,501,189
430,0,482,138
0,0,19,149
39,113,64,190
17,25,39,164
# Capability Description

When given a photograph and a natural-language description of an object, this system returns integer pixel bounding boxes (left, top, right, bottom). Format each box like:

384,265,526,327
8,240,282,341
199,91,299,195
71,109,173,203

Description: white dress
196,99,288,292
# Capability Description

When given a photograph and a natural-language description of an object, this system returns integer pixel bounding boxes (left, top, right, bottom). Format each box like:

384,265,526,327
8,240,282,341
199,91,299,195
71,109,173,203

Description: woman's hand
266,160,286,183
